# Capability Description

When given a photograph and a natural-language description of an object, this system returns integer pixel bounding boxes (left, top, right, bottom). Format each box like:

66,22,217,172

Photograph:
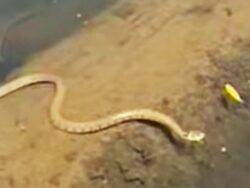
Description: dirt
0,0,250,187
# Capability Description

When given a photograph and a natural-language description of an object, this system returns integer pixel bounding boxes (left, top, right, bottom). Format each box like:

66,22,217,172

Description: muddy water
0,0,249,187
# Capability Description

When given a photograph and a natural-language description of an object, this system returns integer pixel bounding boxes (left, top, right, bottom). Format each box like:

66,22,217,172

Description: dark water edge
0,0,117,81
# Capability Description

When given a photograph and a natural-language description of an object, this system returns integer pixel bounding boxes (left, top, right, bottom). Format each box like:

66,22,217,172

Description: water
0,0,117,81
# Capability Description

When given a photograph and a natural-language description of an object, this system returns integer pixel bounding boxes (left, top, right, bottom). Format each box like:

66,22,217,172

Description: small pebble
19,124,26,131
15,116,27,132
83,20,89,25
221,146,227,153
76,13,82,19
100,135,112,144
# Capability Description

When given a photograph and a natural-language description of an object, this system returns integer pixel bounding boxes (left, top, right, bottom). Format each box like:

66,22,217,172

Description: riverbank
0,0,249,187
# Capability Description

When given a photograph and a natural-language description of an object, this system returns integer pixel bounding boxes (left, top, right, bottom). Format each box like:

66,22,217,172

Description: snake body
0,74,205,143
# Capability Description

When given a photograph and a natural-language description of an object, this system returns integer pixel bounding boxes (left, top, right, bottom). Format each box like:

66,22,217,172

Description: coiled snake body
0,74,205,143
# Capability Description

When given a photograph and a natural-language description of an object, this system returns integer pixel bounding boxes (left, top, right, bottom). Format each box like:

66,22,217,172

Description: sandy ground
0,0,250,187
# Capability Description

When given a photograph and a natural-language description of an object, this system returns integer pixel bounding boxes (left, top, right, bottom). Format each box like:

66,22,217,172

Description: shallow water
0,0,249,187
0,0,117,80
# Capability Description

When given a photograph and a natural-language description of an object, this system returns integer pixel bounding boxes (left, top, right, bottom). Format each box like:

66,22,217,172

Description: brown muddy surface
0,0,249,187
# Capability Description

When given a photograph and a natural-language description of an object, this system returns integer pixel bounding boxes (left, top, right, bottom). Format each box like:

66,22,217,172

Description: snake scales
0,74,205,143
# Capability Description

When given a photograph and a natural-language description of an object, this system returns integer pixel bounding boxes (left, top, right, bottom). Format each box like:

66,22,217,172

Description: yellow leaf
222,83,244,104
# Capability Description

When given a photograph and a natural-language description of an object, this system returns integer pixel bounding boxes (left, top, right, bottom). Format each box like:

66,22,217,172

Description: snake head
185,130,206,142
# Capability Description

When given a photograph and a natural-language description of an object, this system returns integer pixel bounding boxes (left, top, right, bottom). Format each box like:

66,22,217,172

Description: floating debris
222,83,244,104
76,13,82,19
220,146,227,153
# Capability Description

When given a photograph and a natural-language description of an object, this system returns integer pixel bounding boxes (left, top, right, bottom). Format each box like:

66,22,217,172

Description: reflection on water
0,0,117,81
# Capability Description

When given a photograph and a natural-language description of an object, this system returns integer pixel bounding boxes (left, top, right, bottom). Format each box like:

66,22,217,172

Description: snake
0,73,205,143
